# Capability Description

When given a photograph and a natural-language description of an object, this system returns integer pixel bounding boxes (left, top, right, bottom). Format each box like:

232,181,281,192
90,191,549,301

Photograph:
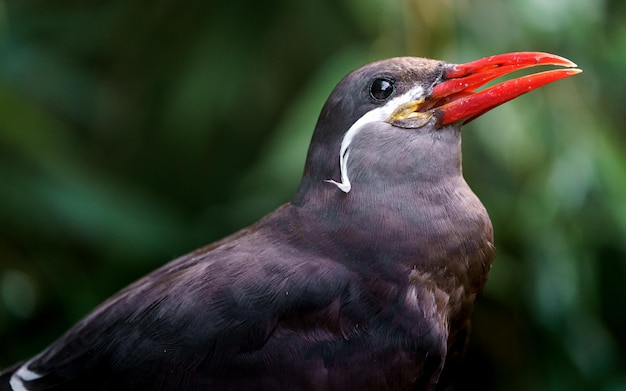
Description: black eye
370,78,394,101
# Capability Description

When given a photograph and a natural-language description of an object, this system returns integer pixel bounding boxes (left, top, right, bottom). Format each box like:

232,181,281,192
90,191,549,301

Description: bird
0,52,580,391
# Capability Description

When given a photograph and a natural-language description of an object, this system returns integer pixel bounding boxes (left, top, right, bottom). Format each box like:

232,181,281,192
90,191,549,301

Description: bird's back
1,196,491,391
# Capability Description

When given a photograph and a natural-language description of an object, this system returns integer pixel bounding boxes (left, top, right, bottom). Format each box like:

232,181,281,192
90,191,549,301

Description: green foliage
0,0,624,389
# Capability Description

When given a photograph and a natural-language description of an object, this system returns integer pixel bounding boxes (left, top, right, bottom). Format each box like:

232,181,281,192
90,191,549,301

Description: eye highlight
370,78,394,101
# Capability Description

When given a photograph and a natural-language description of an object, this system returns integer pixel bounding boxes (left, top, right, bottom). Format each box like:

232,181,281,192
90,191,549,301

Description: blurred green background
0,0,624,389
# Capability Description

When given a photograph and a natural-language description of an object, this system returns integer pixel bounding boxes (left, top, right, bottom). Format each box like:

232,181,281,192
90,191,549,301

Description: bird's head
295,52,581,201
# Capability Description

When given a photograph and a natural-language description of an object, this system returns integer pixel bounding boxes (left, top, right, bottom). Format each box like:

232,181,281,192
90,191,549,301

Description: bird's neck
290,174,493,283
255,175,494,336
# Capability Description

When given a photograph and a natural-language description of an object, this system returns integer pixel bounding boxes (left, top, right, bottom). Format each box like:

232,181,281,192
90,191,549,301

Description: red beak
431,52,582,126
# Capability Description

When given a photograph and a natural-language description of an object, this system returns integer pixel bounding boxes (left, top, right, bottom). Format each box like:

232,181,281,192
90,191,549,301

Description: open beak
430,52,582,127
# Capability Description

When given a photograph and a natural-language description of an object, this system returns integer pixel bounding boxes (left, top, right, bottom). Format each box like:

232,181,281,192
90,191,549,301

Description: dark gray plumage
0,53,580,391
